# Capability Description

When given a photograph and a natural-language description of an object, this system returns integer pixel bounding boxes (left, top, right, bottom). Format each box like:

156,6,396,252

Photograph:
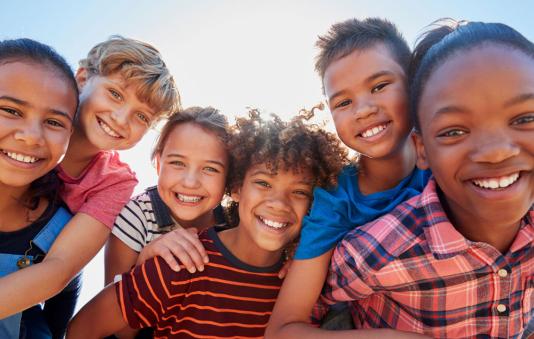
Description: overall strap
32,207,72,254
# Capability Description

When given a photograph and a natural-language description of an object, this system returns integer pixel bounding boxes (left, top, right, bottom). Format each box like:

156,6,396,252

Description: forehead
323,43,405,96
162,122,227,155
419,45,534,123
247,162,313,182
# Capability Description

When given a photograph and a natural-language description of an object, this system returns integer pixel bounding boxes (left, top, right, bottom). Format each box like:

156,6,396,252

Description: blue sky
2,0,532,306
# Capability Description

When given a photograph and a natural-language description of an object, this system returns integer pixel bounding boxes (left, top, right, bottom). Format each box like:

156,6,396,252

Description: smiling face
156,122,228,227
415,45,534,233
323,43,411,159
0,61,76,189
76,69,155,151
230,164,313,265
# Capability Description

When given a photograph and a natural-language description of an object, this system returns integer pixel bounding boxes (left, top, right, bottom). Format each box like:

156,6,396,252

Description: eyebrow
0,95,73,122
250,169,315,185
503,93,534,108
166,153,226,168
328,70,395,102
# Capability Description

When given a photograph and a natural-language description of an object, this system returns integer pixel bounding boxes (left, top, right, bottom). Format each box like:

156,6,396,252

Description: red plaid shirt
320,179,533,338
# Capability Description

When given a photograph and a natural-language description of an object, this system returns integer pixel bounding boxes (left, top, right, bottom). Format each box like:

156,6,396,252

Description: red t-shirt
57,151,138,229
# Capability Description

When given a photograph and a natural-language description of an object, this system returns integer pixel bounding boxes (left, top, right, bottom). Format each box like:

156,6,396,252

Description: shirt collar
420,179,534,259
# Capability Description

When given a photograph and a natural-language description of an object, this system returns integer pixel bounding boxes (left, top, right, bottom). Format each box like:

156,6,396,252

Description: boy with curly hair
67,109,348,338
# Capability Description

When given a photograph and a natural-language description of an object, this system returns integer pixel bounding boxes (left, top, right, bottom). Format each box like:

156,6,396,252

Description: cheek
46,131,71,161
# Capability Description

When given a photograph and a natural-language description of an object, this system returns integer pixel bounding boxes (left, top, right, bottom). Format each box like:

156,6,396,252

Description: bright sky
2,0,533,308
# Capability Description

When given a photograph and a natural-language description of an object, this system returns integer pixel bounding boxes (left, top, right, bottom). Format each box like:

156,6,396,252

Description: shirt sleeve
60,152,138,229
116,256,188,329
295,167,355,260
111,198,149,253
321,230,374,305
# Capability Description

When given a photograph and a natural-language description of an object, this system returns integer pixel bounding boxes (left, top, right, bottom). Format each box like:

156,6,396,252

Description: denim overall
0,207,71,339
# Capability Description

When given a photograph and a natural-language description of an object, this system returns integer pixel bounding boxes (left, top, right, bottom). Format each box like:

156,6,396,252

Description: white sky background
2,0,533,309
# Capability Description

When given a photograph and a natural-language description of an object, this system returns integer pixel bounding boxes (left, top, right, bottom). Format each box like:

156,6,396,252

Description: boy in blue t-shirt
266,18,430,338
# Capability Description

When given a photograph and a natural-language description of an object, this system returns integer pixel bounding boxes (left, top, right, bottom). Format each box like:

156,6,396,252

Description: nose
110,106,129,127
469,130,520,164
266,189,291,213
14,120,45,147
354,97,378,120
182,168,201,189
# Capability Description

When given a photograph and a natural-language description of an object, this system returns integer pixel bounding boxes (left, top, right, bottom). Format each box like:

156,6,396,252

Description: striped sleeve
112,198,149,252
116,256,188,329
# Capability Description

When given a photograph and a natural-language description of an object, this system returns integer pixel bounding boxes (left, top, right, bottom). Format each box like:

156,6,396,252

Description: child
105,106,230,338
0,36,179,325
296,20,533,338
267,18,430,337
67,109,347,338
0,39,78,338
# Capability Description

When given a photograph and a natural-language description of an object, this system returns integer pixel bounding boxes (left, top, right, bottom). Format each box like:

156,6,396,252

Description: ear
412,132,430,170
155,153,162,174
75,67,89,91
230,188,240,203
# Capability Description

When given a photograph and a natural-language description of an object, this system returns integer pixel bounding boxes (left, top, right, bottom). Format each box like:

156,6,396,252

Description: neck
0,184,43,232
357,136,416,195
442,195,521,254
61,128,101,177
177,211,215,231
218,227,282,267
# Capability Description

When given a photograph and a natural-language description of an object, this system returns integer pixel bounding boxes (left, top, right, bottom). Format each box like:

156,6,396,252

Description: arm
104,234,139,285
66,283,126,339
0,213,110,318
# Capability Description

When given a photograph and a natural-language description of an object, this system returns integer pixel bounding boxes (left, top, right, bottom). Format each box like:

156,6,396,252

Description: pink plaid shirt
320,179,533,338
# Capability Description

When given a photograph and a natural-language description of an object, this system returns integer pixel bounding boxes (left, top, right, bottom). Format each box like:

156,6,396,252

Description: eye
437,129,467,138
511,114,534,126
109,88,123,101
1,107,22,117
334,99,351,109
293,189,312,198
170,160,186,167
371,82,389,94
45,119,65,128
203,166,220,173
254,180,271,188
136,112,150,124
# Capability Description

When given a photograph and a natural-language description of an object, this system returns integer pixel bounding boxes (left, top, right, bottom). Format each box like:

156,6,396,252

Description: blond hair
79,35,180,120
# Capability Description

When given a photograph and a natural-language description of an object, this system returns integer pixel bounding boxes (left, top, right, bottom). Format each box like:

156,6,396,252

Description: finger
169,238,204,272
174,229,209,264
278,259,293,279
159,248,181,272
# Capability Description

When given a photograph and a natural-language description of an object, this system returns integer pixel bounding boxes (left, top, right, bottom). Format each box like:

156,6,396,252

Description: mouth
358,121,391,139
97,118,122,138
175,193,204,204
1,150,42,164
258,216,289,230
471,172,521,190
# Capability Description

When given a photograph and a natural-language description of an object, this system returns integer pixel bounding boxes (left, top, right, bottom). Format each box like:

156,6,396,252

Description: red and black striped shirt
116,227,284,338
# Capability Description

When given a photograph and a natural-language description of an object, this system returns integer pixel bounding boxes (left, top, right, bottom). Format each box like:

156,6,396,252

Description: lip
0,149,45,169
355,120,392,141
174,192,205,206
465,170,530,201
96,117,124,139
256,214,293,234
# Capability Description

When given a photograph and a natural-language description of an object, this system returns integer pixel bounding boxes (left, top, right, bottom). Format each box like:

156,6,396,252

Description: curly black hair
225,108,348,226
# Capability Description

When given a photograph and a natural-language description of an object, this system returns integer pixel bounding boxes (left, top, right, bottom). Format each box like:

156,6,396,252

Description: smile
359,122,390,138
2,150,41,164
259,216,288,229
97,118,122,138
176,193,203,203
472,172,520,190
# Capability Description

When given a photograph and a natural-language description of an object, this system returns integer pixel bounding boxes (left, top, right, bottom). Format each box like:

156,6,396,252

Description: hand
278,258,292,279
136,227,208,273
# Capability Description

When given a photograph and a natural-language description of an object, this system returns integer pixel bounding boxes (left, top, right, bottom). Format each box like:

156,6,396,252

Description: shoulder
91,151,137,182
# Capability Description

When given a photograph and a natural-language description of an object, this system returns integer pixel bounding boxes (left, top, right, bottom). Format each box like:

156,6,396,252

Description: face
232,163,313,257
0,61,76,189
415,45,534,231
323,43,411,159
76,69,156,151
156,123,228,225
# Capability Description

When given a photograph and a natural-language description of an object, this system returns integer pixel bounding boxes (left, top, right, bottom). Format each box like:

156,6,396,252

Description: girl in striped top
68,109,347,338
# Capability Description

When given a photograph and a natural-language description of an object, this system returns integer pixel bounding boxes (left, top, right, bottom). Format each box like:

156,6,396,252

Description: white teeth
260,217,288,229
361,124,387,138
3,151,39,163
177,193,202,203
472,173,520,189
98,119,121,138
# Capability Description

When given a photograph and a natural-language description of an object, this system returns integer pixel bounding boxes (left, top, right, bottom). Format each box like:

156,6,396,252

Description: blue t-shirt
295,165,431,260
